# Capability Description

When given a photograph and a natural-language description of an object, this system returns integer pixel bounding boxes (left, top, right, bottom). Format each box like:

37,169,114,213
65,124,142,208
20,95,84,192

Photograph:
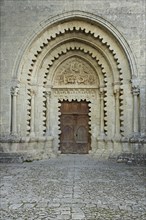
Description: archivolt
24,29,123,87
14,11,135,137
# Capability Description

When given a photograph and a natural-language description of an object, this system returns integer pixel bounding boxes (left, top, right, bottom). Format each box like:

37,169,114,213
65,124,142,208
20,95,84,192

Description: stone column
99,88,105,137
45,90,51,135
132,86,140,133
114,85,120,139
11,86,19,135
30,89,36,137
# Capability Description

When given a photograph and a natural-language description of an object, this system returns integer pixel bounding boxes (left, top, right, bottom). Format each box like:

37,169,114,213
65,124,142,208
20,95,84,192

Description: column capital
113,82,120,94
131,75,140,95
99,86,104,95
30,89,36,96
132,86,140,96
114,87,120,95
11,86,19,96
30,85,37,96
45,90,51,97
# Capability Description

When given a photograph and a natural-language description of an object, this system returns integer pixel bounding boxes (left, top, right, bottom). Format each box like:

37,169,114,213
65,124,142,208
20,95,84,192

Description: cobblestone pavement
0,155,146,220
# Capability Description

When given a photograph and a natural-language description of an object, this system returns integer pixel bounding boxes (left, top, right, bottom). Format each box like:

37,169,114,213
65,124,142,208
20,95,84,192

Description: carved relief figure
54,57,97,87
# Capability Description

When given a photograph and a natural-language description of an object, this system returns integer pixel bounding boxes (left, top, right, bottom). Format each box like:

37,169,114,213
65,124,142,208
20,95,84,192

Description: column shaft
30,93,35,136
11,86,19,135
133,90,139,133
100,93,104,135
46,91,51,135
115,91,120,136
12,95,17,134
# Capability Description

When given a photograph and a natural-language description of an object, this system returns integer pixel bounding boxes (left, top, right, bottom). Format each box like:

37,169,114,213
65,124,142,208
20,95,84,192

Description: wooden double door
60,101,91,154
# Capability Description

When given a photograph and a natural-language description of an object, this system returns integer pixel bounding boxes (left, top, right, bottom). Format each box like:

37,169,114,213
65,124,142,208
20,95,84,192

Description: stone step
0,152,25,163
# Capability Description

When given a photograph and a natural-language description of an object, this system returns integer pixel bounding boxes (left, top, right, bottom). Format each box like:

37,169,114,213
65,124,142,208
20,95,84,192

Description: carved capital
113,87,120,95
30,89,36,96
45,91,51,97
30,85,37,96
99,87,104,98
113,82,120,95
132,86,140,96
131,75,140,95
11,86,19,96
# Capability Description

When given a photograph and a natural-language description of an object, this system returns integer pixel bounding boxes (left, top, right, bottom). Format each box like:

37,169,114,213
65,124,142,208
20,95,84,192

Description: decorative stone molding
29,88,36,137
99,87,105,138
43,45,108,87
27,30,122,87
45,89,51,135
13,11,137,85
53,88,97,100
26,86,37,136
54,57,98,87
53,90,97,150
113,82,124,136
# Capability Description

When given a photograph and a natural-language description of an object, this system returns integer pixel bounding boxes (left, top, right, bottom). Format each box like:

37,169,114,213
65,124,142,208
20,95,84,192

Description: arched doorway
9,11,140,160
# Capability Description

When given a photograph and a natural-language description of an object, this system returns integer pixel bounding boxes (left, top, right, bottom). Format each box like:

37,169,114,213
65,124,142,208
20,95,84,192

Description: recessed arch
9,11,138,159
13,11,137,83
46,52,104,88
27,32,121,87
52,55,100,88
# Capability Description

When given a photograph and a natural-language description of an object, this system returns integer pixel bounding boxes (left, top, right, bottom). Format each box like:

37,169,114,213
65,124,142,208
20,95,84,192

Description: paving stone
0,155,145,219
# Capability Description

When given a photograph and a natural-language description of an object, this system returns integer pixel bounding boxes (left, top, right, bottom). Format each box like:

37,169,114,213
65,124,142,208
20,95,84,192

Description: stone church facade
0,0,145,161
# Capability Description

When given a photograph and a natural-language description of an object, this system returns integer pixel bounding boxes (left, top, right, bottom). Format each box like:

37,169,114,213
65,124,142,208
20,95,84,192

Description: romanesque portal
3,12,141,160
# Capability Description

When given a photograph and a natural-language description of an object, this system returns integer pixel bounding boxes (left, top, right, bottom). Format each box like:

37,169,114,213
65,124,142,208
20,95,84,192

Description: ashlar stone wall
0,0,145,160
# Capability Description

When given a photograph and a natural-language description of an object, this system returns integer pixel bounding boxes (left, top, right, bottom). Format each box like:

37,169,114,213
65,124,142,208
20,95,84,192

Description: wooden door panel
61,126,74,141
76,126,88,143
60,101,90,154
76,143,89,154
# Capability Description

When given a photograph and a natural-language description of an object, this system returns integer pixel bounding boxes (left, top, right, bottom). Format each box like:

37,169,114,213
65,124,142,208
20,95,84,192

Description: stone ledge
0,135,54,143
97,135,146,144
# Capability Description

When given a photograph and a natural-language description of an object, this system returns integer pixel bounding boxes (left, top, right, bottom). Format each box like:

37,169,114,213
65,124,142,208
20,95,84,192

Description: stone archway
8,11,140,160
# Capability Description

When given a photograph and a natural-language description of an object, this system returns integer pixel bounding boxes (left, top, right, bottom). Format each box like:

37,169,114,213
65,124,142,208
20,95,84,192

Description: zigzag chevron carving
27,27,123,85
24,21,125,137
